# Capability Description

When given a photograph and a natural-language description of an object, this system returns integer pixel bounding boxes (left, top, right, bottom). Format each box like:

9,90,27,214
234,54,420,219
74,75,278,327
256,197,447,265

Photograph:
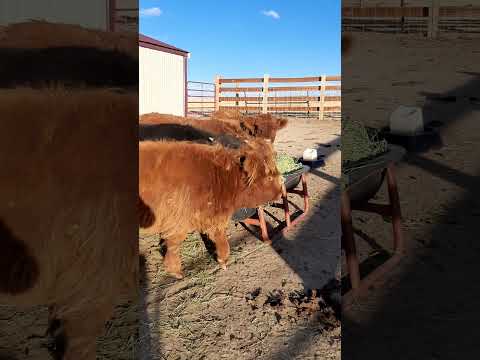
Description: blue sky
140,1,340,83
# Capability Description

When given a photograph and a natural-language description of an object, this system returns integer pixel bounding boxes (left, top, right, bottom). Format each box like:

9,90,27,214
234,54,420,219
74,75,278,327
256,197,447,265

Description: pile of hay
342,119,388,188
276,153,303,175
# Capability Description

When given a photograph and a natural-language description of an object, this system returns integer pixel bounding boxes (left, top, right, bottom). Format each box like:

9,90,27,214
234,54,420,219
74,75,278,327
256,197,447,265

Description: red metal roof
139,34,189,57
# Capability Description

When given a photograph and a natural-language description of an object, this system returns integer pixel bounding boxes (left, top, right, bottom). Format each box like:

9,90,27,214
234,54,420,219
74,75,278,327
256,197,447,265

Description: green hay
276,153,303,175
341,119,388,189
342,119,388,164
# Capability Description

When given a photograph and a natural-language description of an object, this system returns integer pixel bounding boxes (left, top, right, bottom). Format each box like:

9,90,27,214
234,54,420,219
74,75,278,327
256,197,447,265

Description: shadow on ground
342,70,480,359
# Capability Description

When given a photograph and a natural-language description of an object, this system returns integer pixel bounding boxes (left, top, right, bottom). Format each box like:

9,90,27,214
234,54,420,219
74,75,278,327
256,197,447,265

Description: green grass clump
276,153,303,175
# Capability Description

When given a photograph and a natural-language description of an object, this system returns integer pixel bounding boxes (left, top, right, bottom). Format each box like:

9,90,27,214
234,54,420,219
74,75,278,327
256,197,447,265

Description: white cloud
140,7,162,17
261,10,280,19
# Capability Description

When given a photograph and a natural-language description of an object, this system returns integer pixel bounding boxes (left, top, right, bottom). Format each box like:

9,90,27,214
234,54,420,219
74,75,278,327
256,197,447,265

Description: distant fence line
342,5,480,37
110,2,138,33
189,75,341,120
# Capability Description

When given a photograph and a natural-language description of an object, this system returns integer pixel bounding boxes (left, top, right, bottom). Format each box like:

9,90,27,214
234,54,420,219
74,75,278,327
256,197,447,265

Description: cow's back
139,123,215,144
139,114,244,148
139,141,242,235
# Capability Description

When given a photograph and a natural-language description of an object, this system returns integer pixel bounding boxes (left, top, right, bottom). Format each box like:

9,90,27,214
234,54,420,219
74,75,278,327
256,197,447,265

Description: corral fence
342,2,480,37
211,75,341,120
109,0,138,33
187,81,216,117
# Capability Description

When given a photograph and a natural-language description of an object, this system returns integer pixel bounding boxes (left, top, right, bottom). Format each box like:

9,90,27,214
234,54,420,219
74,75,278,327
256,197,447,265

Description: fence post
428,0,439,39
319,75,326,120
262,74,269,114
214,75,221,112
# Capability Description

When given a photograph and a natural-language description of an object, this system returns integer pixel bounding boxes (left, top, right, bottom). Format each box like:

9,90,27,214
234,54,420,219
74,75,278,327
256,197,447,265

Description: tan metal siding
139,46,185,116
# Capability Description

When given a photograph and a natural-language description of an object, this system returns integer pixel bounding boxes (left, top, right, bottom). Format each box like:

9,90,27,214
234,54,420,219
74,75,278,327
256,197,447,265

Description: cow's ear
277,118,288,129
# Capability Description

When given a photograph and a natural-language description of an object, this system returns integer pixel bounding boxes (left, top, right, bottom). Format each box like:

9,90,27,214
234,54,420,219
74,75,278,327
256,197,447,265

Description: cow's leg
47,303,113,360
164,233,186,279
200,232,216,257
46,310,66,360
207,228,230,270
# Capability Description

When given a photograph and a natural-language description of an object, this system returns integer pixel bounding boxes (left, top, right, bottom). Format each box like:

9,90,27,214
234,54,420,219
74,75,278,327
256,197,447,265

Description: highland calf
139,111,288,143
0,88,138,360
139,139,283,278
211,109,288,142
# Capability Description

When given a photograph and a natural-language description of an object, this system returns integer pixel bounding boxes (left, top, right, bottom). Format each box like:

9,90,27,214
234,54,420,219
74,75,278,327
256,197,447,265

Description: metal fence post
428,0,439,39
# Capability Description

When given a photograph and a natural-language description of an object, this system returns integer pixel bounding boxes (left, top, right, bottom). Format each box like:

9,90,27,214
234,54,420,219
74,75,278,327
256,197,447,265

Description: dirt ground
138,118,342,359
341,32,480,359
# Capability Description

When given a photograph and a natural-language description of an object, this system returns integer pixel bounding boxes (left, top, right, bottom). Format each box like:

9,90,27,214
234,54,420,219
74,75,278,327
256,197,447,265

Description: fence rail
342,5,480,37
110,2,138,33
213,74,341,120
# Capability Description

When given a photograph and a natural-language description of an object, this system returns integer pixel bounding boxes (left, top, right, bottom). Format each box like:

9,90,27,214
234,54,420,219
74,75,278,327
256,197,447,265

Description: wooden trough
232,165,311,243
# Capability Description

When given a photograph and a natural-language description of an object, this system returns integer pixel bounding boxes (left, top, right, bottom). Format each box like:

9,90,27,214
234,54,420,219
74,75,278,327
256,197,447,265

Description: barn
139,34,190,117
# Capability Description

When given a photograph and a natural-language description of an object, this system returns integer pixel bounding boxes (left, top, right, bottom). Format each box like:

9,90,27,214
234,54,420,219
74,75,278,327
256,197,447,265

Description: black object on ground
245,287,262,301
378,126,442,153
265,289,284,307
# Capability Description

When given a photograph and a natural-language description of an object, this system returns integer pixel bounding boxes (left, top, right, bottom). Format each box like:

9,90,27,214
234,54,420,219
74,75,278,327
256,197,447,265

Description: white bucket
389,105,424,135
303,148,318,161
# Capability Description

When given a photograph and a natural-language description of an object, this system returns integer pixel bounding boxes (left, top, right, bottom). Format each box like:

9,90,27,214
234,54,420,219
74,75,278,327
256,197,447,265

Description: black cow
139,123,242,149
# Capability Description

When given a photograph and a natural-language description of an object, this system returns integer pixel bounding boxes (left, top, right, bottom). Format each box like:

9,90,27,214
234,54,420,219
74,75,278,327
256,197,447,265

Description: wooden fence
213,75,341,120
109,0,138,33
342,4,480,37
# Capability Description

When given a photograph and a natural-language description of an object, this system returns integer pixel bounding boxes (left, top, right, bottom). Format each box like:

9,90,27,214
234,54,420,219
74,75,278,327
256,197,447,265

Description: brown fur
139,113,248,140
0,21,137,57
211,110,288,142
139,112,288,142
0,88,138,359
139,139,282,278
0,220,39,294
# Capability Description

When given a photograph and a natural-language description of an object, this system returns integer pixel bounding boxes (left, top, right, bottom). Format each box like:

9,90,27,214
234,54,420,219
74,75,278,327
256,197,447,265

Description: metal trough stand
241,170,310,244
342,162,406,309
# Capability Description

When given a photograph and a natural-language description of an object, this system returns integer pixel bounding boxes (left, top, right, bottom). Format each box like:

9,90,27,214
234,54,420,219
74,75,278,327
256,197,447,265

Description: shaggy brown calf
140,112,249,140
139,111,288,143
0,88,138,359
0,21,138,89
211,109,288,142
139,139,283,278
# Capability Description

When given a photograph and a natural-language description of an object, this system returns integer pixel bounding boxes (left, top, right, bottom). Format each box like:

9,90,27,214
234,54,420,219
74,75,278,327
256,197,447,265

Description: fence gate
187,81,216,117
